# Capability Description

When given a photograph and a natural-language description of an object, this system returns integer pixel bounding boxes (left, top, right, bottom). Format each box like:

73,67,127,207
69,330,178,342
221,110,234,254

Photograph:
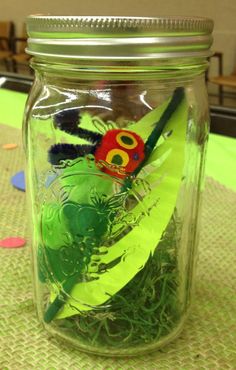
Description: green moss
59,214,181,348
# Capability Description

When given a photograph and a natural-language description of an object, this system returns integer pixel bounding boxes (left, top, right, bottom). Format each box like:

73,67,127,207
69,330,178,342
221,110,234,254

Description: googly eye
116,131,138,149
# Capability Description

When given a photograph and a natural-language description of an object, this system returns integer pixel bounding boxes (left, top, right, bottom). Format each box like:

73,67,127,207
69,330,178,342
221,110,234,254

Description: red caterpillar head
94,129,145,179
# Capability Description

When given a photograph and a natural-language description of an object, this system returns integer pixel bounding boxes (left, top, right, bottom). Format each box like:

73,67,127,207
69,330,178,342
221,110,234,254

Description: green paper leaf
128,98,170,139
53,97,188,319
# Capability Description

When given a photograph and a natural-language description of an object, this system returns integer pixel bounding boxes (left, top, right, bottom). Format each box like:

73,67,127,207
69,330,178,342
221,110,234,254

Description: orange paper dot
2,143,18,150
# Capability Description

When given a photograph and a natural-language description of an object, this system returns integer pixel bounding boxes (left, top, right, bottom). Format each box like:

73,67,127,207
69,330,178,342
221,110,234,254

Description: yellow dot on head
2,143,18,150
106,149,129,167
116,131,138,149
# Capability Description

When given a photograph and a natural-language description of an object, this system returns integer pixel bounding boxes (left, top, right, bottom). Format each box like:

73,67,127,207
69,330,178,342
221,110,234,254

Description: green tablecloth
0,89,28,129
0,88,235,191
207,133,236,191
0,89,236,369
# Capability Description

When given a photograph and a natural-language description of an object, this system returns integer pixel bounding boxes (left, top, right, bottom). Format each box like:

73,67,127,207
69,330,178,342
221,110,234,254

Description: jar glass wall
24,16,213,356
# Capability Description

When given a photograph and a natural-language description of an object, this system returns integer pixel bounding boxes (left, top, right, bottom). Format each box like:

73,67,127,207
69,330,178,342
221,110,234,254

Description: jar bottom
42,310,189,357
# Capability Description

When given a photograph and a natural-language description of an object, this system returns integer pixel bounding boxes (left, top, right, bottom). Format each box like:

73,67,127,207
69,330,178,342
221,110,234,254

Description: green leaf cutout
48,97,188,319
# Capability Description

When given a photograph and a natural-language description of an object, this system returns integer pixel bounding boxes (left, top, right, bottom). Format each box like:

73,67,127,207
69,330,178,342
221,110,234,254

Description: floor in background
0,65,31,76
209,92,236,108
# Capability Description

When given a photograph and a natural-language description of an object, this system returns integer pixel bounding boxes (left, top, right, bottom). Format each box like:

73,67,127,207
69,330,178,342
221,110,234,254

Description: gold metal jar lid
26,15,214,60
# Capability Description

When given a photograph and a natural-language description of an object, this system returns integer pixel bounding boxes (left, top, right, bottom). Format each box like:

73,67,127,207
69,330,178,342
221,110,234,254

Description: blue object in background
11,171,25,192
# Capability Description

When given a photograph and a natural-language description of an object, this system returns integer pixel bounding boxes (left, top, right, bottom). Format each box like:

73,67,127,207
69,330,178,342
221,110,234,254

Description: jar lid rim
26,15,214,60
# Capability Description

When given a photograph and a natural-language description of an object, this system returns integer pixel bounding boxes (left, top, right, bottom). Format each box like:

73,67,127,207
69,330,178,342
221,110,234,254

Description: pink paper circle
0,237,26,248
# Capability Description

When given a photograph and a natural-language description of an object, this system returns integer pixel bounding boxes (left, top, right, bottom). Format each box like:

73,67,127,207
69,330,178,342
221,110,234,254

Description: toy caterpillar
49,109,145,179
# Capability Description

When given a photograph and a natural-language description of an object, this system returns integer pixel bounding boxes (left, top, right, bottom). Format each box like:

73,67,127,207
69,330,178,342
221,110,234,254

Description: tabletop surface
0,88,235,369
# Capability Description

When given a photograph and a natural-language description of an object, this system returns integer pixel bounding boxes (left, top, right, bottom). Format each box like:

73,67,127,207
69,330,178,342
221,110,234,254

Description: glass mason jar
24,16,213,356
